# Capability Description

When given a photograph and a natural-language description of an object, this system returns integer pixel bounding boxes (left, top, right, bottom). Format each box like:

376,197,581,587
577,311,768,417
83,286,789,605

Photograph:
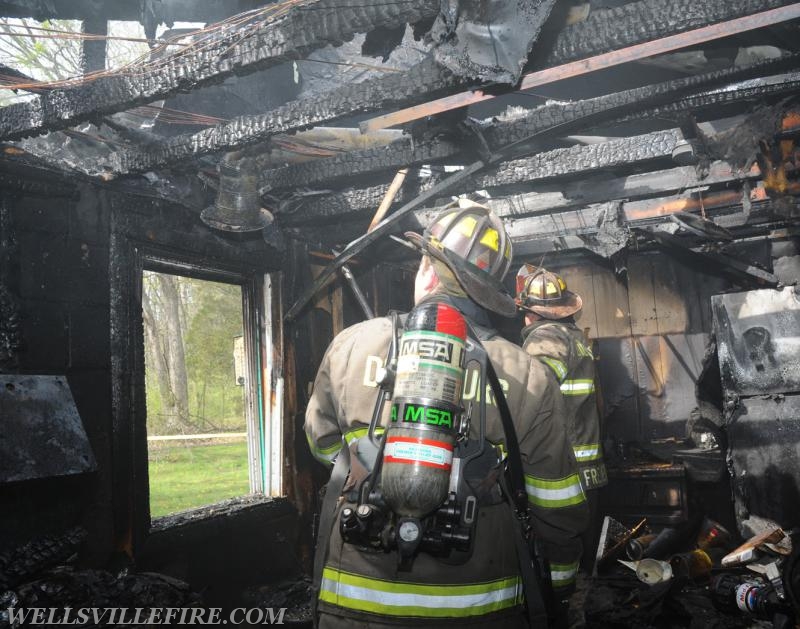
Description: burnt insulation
430,0,557,84
0,0,440,142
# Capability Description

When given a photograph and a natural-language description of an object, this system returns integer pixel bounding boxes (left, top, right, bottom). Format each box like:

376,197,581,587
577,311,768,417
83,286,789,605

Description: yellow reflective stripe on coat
560,379,595,396
306,433,341,465
550,561,579,589
343,426,384,445
524,474,585,508
573,443,601,462
539,356,568,383
320,567,523,618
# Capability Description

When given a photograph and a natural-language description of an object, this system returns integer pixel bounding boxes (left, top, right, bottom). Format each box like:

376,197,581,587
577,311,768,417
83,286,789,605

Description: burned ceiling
0,0,798,301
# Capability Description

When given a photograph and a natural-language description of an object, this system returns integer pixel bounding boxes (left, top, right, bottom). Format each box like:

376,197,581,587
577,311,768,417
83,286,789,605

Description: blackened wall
0,175,113,563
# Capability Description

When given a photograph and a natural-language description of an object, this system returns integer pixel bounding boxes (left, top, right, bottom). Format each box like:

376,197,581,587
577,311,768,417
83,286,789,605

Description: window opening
142,270,252,517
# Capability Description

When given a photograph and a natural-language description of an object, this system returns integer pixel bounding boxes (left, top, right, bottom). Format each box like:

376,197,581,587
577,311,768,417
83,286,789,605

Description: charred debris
0,0,799,627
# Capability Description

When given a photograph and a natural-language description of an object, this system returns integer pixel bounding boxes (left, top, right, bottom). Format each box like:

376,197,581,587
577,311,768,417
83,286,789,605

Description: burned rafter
264,56,800,193
275,70,800,226
94,0,800,176
0,0,440,142
635,227,779,286
112,57,467,174
290,180,793,260
539,0,792,68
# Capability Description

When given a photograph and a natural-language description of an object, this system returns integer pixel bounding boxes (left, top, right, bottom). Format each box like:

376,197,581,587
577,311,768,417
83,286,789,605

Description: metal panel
712,286,800,396
727,394,800,531
0,375,96,483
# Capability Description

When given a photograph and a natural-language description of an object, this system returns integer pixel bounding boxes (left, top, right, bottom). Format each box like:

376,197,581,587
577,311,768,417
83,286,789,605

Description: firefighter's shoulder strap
311,436,348,628
484,347,551,628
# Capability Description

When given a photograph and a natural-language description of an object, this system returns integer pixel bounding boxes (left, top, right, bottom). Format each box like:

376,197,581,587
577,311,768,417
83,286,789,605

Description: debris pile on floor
584,515,799,628
0,528,202,628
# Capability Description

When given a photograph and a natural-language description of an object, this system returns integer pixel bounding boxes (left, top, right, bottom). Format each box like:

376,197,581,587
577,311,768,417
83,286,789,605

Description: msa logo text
400,338,454,362
391,404,453,427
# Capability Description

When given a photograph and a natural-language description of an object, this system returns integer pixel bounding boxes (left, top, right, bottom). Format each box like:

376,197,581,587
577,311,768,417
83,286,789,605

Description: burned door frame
109,192,284,556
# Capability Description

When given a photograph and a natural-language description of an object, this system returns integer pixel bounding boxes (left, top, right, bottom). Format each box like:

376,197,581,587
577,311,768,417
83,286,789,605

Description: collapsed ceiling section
0,0,798,285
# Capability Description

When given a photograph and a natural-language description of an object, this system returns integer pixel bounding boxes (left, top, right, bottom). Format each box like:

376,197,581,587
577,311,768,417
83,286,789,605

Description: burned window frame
112,234,284,551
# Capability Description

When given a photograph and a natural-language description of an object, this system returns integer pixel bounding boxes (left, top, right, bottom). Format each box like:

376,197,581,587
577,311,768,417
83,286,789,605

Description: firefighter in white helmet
516,264,608,575
306,200,588,628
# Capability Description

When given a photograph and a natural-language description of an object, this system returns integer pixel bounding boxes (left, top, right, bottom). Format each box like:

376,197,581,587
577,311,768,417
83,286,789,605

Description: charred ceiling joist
85,0,797,176
113,57,467,174
266,57,800,194
540,0,792,68
277,71,800,227
0,0,440,142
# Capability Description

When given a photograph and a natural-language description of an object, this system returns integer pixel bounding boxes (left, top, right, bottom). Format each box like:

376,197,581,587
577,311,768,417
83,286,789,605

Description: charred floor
0,1,799,627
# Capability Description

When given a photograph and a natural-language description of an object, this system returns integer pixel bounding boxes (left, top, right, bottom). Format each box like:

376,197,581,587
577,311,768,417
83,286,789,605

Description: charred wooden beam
541,0,791,67
265,55,798,192
623,71,800,124
637,227,779,285
293,181,794,259
81,18,107,74
277,130,678,223
104,0,797,176
287,159,763,232
0,0,439,142
114,58,466,173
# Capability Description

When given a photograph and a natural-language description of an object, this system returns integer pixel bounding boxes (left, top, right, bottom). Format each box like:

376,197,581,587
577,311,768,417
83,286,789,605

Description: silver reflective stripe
573,444,600,462
320,568,522,617
550,561,578,588
560,379,595,396
524,474,585,508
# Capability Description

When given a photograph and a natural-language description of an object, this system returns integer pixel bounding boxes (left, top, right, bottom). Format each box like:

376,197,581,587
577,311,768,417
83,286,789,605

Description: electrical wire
0,0,307,91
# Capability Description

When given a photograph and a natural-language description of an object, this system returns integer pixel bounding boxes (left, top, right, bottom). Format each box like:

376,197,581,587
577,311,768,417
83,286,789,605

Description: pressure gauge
398,519,420,543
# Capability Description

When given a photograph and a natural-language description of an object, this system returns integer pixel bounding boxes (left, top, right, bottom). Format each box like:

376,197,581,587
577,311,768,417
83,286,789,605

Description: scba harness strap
311,311,551,628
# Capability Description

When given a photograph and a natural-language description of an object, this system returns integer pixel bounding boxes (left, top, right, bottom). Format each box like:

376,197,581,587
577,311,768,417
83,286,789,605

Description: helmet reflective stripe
539,356,568,383
550,561,579,589
306,433,341,465
479,227,500,251
573,444,601,462
524,474,585,508
560,379,595,395
426,203,511,280
320,567,523,617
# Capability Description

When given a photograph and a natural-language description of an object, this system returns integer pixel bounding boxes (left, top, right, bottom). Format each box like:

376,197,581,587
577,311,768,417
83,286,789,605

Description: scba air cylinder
381,301,467,518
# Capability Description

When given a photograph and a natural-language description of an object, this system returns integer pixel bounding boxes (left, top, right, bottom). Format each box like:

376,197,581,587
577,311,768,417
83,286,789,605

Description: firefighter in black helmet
306,200,588,628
